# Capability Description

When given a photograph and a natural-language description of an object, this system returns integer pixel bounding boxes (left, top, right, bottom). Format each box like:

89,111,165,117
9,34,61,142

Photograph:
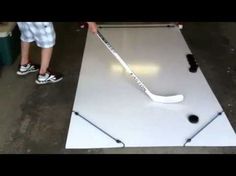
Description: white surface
96,30,184,103
66,25,236,149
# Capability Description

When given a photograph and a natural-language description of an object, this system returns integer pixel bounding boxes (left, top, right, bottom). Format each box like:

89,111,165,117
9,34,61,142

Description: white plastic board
66,24,236,149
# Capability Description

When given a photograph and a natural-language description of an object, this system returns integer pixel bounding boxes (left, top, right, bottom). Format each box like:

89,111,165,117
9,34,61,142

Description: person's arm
87,22,97,33
79,22,97,33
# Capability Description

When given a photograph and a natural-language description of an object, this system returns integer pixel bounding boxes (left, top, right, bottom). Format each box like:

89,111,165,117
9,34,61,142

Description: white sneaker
17,63,40,75
35,71,63,85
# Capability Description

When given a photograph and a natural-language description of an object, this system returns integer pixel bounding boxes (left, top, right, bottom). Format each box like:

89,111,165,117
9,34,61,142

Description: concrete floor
0,22,236,154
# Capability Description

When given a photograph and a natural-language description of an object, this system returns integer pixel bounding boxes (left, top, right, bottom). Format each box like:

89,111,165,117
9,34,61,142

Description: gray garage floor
0,22,235,154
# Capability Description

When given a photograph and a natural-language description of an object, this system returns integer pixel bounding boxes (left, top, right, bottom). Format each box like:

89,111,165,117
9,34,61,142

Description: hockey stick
96,30,184,103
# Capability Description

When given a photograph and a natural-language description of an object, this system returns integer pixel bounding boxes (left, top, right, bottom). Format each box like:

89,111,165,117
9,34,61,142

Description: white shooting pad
66,25,236,149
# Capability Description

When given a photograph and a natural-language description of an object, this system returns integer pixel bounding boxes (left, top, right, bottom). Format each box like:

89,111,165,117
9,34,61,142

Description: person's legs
20,41,31,65
16,41,40,75
36,46,63,84
16,22,39,75
34,22,63,84
17,22,62,84
39,47,53,74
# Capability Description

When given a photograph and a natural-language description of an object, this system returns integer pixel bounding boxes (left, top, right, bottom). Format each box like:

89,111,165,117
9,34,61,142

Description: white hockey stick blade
147,91,184,103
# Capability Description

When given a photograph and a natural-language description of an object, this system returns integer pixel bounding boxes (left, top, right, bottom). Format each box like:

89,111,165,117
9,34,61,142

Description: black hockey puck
188,115,199,124
186,54,198,73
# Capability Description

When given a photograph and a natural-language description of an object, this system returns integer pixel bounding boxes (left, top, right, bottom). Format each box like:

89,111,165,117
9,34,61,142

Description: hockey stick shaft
96,30,151,93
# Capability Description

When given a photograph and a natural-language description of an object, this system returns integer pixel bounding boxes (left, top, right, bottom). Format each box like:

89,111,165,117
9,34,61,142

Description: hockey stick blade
146,91,184,103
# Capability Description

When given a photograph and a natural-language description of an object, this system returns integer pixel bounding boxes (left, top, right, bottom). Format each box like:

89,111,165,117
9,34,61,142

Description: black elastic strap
184,111,224,147
73,111,125,148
